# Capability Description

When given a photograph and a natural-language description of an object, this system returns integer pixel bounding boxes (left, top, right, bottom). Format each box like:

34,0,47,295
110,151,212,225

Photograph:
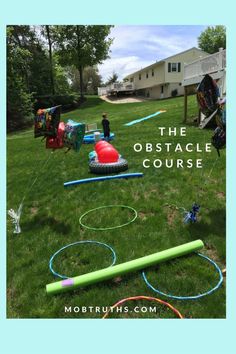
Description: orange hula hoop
102,295,184,319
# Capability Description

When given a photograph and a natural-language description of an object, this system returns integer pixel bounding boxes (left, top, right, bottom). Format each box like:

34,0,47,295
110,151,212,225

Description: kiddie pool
83,132,115,144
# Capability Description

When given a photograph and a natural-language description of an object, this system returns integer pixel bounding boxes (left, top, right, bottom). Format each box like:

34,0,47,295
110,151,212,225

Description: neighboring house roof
124,47,209,79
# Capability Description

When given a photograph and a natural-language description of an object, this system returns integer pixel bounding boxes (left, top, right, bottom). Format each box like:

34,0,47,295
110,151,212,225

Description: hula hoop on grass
102,295,184,319
142,252,223,300
79,205,138,231
49,240,117,279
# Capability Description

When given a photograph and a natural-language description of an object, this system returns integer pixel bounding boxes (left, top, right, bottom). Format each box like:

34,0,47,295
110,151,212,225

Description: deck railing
183,49,226,81
109,82,134,91
98,82,134,95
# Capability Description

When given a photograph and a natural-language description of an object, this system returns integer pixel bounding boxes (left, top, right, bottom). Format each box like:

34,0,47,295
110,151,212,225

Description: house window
171,63,177,72
168,62,181,73
130,77,133,83
139,74,141,80
161,85,164,94
152,69,154,76
146,72,149,79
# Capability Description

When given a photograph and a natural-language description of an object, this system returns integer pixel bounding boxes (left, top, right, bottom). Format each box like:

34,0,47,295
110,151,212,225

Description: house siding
125,48,209,99
164,48,209,83
132,62,165,90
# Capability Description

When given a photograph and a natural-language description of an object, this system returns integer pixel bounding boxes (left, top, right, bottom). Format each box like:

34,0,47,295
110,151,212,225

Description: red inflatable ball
95,140,110,153
98,146,119,163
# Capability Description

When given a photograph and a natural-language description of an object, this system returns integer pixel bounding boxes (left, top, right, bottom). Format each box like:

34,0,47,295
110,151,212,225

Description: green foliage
34,93,82,112
7,27,34,131
198,26,226,54
52,54,72,95
105,71,119,85
7,25,113,130
54,25,113,97
69,65,102,94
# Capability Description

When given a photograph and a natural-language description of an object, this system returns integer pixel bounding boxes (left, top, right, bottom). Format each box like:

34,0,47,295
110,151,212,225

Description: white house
123,47,209,99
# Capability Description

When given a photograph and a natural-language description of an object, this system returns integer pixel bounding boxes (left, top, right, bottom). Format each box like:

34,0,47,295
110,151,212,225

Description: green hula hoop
79,205,138,231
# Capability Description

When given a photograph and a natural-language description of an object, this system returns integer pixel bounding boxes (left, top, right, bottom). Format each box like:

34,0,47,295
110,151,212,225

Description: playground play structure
8,75,226,317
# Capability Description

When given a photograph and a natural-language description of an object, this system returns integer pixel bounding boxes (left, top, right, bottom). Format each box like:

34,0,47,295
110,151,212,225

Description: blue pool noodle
124,111,165,126
64,173,143,187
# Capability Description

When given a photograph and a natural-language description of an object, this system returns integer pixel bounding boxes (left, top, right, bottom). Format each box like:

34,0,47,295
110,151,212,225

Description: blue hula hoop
49,240,117,279
142,252,223,300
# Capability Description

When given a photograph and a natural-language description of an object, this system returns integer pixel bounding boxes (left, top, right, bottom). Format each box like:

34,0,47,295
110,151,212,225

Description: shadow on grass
23,214,72,235
77,96,104,110
188,207,226,240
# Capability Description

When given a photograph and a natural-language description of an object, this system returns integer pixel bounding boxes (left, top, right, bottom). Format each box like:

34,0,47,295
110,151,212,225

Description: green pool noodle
46,239,204,295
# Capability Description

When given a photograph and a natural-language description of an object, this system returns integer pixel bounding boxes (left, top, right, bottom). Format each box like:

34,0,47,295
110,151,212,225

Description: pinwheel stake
8,203,23,234
183,203,200,224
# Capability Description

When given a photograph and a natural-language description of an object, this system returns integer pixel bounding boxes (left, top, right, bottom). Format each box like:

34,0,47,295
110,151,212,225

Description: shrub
171,89,178,97
7,79,34,132
34,93,86,113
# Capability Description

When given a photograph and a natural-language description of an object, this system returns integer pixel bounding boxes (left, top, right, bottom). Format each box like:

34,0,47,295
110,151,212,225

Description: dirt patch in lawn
166,209,178,226
100,95,148,104
139,211,155,221
216,191,225,199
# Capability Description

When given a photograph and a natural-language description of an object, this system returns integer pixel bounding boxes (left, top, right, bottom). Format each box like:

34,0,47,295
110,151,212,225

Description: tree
69,65,102,94
7,26,34,131
43,25,55,95
105,71,119,85
198,26,226,54
54,25,113,99
9,25,52,95
53,55,72,94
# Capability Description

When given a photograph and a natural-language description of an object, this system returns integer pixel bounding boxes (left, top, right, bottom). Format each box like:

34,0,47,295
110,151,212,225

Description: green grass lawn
7,95,226,319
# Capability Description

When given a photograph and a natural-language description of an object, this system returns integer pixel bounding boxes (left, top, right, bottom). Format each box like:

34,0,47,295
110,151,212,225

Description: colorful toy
46,121,65,149
197,74,220,117
49,240,117,279
102,296,184,319
83,132,115,144
63,120,85,152
164,203,201,224
183,203,200,223
46,240,204,295
89,141,128,174
34,105,61,138
89,158,128,174
95,140,110,151
97,145,119,163
211,127,226,157
142,252,223,300
64,173,143,187
8,203,23,234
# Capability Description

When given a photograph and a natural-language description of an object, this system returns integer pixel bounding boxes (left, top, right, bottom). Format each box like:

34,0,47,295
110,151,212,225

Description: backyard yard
7,95,226,319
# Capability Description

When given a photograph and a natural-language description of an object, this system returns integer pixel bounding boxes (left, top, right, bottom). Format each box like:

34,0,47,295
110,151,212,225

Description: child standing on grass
102,113,110,141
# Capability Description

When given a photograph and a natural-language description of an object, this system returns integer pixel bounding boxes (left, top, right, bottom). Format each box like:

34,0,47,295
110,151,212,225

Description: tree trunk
46,25,55,95
76,25,84,100
79,65,84,99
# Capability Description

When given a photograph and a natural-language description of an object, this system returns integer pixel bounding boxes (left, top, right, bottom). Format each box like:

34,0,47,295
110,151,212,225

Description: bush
7,80,34,132
34,93,86,113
